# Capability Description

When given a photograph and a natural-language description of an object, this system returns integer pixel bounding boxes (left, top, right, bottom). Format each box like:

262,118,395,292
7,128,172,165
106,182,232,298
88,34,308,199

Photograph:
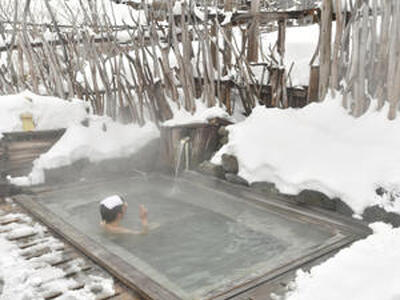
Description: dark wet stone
225,173,249,186
221,154,238,174
375,187,386,196
335,199,354,217
251,181,279,195
217,126,229,137
362,205,400,228
80,118,89,127
296,190,337,211
90,284,103,294
219,136,229,145
197,161,226,179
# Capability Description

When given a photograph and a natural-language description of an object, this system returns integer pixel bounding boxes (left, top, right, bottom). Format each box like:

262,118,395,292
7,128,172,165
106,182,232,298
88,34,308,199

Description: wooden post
211,21,218,70
319,0,332,101
354,3,369,117
376,0,391,110
330,0,343,92
270,67,283,107
307,66,320,103
223,0,233,114
277,19,286,58
387,1,400,120
247,0,260,62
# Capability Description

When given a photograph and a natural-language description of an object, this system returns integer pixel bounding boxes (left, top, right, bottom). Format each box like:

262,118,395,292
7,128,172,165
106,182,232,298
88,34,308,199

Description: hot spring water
35,175,336,299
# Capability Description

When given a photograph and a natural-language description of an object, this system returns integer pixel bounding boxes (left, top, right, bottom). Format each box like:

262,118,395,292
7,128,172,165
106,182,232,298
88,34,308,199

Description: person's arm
101,223,142,234
139,204,148,234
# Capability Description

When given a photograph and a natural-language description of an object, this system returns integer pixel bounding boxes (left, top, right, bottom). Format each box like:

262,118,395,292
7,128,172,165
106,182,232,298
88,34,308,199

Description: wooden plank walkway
0,196,142,300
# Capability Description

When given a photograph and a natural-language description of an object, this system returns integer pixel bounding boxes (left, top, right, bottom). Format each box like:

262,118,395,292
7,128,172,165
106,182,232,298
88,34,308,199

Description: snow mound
10,117,159,186
163,98,231,127
0,91,88,138
0,212,114,299
280,223,400,300
212,97,400,215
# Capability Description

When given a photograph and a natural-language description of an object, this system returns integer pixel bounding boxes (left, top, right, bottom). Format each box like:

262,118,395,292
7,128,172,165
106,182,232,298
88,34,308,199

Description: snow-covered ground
0,91,159,186
0,208,114,300
0,91,88,139
212,96,400,216
277,222,400,300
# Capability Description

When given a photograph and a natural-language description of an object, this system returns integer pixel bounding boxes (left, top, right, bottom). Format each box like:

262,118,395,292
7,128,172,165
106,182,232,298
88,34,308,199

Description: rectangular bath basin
16,173,367,299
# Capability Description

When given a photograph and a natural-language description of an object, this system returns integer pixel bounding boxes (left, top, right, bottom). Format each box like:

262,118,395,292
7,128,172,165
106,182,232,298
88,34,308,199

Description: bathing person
100,195,148,234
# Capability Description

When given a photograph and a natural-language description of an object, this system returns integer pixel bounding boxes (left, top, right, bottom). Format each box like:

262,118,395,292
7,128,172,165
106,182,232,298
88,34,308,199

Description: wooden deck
0,196,142,300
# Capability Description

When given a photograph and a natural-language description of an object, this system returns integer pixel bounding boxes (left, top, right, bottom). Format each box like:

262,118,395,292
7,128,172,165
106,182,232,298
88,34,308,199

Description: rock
219,136,229,145
90,284,103,294
221,154,238,174
362,205,400,228
218,126,229,137
296,189,336,210
80,118,89,127
335,199,354,217
225,173,249,186
251,181,279,195
197,161,225,179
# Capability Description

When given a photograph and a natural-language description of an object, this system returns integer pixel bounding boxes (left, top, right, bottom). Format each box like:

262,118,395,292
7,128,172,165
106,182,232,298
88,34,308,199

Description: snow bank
163,98,231,126
0,91,88,138
0,0,147,26
11,117,159,186
0,213,113,299
280,223,400,300
212,97,400,215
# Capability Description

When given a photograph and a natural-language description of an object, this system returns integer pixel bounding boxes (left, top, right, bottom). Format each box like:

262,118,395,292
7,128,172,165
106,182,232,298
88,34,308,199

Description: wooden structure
12,173,370,300
159,123,220,173
0,129,65,178
0,1,334,125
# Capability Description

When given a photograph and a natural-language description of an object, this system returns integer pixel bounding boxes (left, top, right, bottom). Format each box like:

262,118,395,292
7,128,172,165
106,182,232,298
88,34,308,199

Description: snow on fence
319,0,400,120
0,0,329,124
3,0,395,124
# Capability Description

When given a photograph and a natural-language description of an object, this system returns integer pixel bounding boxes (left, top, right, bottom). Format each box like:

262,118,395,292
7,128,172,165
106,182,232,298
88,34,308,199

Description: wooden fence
1,0,374,124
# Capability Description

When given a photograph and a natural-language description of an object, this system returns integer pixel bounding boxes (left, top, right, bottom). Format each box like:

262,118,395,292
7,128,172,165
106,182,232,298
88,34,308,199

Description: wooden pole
247,0,260,62
319,0,333,101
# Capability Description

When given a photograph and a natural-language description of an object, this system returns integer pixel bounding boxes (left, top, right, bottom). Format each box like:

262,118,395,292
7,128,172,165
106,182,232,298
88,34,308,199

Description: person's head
99,195,128,224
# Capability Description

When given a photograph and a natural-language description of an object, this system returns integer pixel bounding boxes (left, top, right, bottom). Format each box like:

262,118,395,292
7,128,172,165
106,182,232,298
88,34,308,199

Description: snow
0,210,114,300
10,116,159,186
0,91,88,138
278,222,400,300
212,96,400,215
0,90,159,186
0,0,148,26
258,24,322,86
163,98,231,127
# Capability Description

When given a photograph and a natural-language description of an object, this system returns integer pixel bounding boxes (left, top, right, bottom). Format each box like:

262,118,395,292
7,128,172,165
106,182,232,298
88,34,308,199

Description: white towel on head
100,195,124,210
